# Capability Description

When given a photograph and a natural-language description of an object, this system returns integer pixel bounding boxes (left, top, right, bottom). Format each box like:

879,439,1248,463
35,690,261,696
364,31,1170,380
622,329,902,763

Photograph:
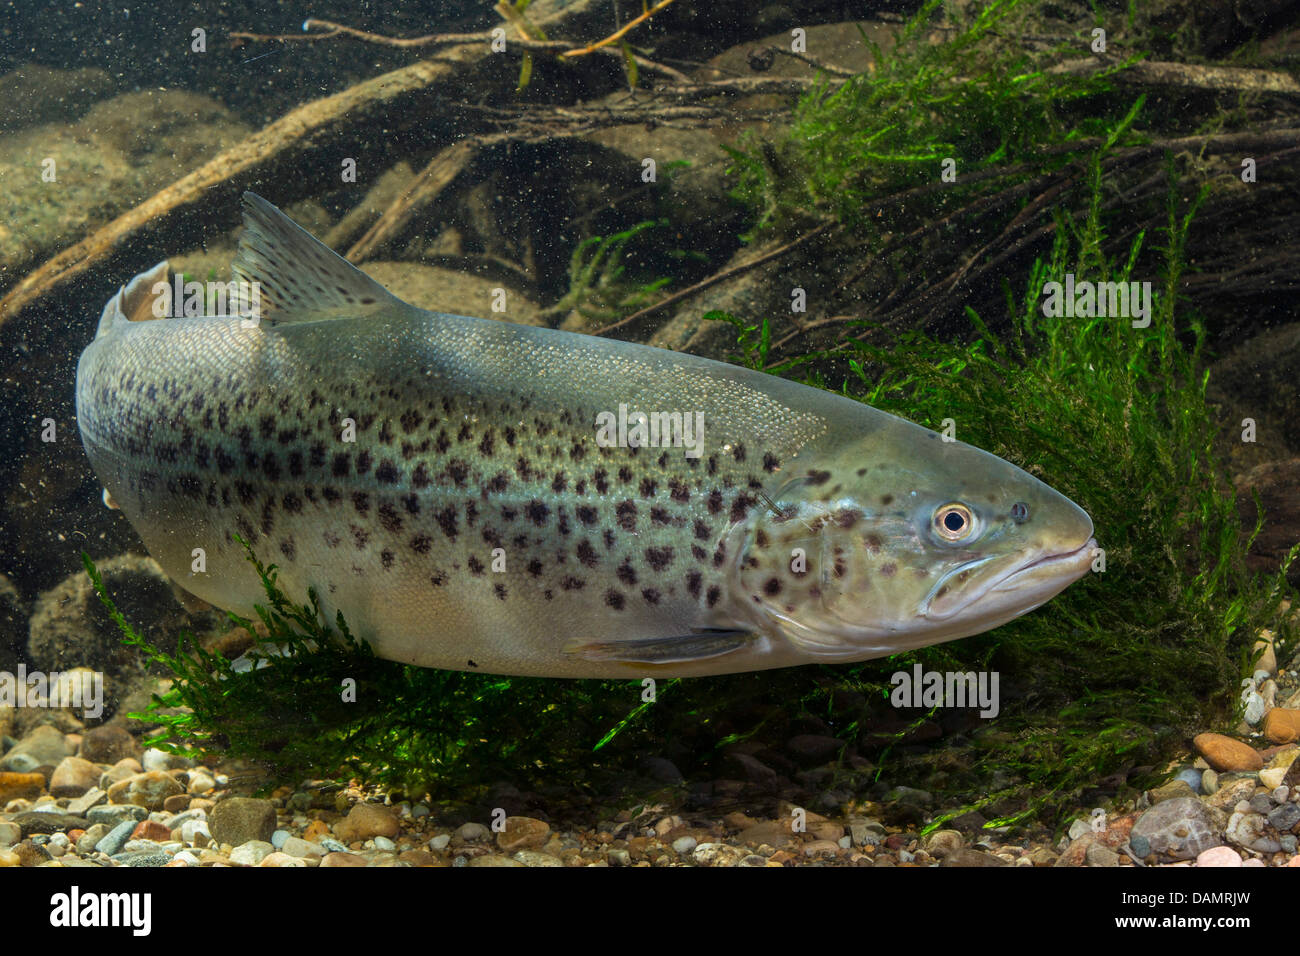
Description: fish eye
933,503,974,541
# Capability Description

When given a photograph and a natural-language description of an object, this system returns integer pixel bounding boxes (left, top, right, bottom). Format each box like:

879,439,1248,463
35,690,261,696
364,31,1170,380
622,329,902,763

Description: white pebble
142,749,171,772
838,835,852,849
411,804,430,819
671,836,697,855
429,834,451,851
48,833,70,848
271,829,290,849
373,836,396,851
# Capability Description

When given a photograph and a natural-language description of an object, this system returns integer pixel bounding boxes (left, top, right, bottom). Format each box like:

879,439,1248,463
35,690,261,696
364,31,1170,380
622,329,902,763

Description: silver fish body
76,194,1095,678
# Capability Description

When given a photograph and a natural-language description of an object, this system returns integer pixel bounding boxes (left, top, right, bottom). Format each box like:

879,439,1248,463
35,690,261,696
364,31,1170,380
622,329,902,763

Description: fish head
730,426,1096,660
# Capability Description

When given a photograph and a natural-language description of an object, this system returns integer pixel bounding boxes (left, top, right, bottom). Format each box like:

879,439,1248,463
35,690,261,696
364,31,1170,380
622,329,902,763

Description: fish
75,193,1097,679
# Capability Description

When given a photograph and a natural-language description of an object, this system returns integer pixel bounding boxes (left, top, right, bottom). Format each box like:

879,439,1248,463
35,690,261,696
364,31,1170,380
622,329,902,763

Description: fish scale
76,193,1096,678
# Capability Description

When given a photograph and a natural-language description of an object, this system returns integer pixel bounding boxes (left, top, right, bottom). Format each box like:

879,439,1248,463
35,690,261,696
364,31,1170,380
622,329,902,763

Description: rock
1085,844,1120,867
692,843,748,867
12,811,87,835
454,822,491,844
87,804,146,826
229,840,275,866
333,802,399,843
0,771,45,803
1225,811,1281,853
1148,779,1197,804
738,820,795,848
1201,769,1219,794
114,849,172,867
923,829,965,857
78,726,137,764
1267,803,1300,832
1130,798,1225,861
513,850,562,867
319,851,368,867
496,816,550,852
0,725,69,773
130,820,171,843
258,851,308,867
638,756,684,784
281,836,324,859
372,836,396,851
0,821,20,847
1193,733,1263,772
1205,776,1257,811
162,794,190,814
672,836,698,855
0,849,19,867
429,834,451,851
467,854,525,867
77,824,108,853
209,797,276,846
1254,631,1278,675
941,848,1008,867
1196,845,1242,867
94,819,137,856
1260,767,1287,789
49,757,100,797
180,819,210,846
1264,709,1300,744
14,841,51,866
785,735,845,764
725,751,778,784
607,848,631,866
1174,768,1203,793
301,819,331,842
106,771,184,810
65,787,107,816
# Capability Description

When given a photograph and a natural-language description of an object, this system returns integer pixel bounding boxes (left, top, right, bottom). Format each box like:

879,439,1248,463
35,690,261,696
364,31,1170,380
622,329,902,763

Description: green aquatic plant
539,219,670,328
710,153,1297,827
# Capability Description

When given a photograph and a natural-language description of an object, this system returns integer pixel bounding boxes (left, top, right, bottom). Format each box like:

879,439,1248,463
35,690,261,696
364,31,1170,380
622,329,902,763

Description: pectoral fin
564,629,752,664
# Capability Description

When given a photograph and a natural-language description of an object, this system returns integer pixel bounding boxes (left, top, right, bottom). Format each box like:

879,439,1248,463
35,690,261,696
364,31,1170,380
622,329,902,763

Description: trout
75,193,1096,678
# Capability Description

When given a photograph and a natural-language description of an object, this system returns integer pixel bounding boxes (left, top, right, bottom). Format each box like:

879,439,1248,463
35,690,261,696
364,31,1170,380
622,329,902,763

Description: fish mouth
990,536,1097,593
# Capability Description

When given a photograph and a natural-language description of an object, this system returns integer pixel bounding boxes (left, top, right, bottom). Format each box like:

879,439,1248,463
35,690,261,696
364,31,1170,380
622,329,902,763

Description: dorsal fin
231,192,402,325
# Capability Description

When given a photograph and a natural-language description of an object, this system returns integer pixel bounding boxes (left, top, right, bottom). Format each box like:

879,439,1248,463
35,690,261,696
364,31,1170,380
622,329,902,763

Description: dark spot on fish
806,469,831,486
881,563,897,577
527,559,544,577
494,583,507,601
283,493,302,514
603,529,616,549
763,453,780,473
881,494,894,506
694,520,712,541
552,472,568,493
457,423,473,443
833,559,846,578
379,503,402,533
616,501,637,531
713,544,727,568
577,540,598,567
732,443,746,462
332,453,350,477
691,545,707,561
525,499,551,526
280,538,296,560
707,490,723,514
435,431,451,454
400,410,422,433
352,526,369,549
376,460,400,484
730,493,757,522
560,576,585,591
669,479,690,503
642,588,661,605
324,530,341,548
501,506,518,522
577,505,599,526
707,456,718,476
556,508,571,535
355,450,372,475
569,442,586,462
706,585,721,608
755,529,769,548
834,509,860,529
446,460,470,488
865,534,884,554
430,570,447,586
617,560,638,586
686,570,702,599
618,466,633,484
351,491,370,515
435,506,459,540
651,506,672,525
594,468,610,493
485,472,509,494
216,448,236,475
645,546,674,572
478,431,495,456
468,556,485,575
504,426,516,447
381,549,394,569
323,486,342,504
402,494,420,515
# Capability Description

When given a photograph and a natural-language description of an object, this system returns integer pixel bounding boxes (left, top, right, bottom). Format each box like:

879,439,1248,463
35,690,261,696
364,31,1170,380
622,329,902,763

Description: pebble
1260,768,1287,789
187,772,216,795
941,848,1007,867
271,828,290,849
0,771,46,804
1130,797,1225,860
373,836,396,851
1148,779,1196,804
209,797,276,846
78,726,137,764
693,843,748,867
0,822,21,848
318,838,348,853
66,787,108,816
1175,768,1204,793
1225,811,1281,853
281,836,324,858
130,820,171,843
114,849,173,867
229,840,275,866
13,811,88,836
258,852,308,867
319,851,368,867
106,771,184,810
333,802,399,843
49,756,101,797
1196,845,1242,867
95,820,138,856
1193,733,1263,772
1264,709,1300,744
77,825,107,853
607,848,631,866
180,819,211,846
1267,803,1300,831
0,725,69,772
496,816,550,853
1085,844,1120,867
429,834,451,851
468,854,524,867
514,850,563,867
672,836,698,855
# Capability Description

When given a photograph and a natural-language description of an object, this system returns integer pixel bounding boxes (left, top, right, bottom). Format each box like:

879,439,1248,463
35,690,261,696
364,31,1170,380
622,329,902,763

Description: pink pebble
1242,858,1265,867
1195,846,1241,867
